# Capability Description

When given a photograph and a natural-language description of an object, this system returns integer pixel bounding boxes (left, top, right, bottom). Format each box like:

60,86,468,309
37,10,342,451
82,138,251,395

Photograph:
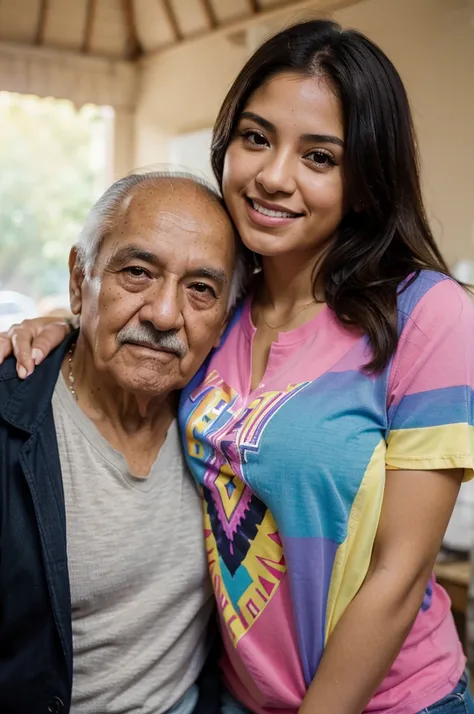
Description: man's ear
69,247,85,316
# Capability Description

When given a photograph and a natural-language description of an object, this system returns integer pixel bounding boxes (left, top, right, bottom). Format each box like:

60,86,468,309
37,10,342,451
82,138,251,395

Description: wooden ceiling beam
35,0,49,45
199,0,218,29
121,0,142,59
146,0,365,58
162,0,183,42
82,0,98,53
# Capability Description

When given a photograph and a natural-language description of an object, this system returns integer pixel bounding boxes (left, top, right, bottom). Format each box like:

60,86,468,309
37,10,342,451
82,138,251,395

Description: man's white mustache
117,324,187,357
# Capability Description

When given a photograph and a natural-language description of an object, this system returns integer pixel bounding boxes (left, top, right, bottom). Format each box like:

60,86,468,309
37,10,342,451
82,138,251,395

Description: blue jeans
220,691,251,714
221,674,474,714
419,673,474,714
167,684,198,714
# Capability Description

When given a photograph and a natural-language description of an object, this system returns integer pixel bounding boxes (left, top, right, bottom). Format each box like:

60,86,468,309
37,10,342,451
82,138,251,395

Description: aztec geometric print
183,370,308,645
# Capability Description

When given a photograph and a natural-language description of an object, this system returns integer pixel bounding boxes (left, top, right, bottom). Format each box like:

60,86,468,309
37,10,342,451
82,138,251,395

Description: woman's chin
239,230,293,258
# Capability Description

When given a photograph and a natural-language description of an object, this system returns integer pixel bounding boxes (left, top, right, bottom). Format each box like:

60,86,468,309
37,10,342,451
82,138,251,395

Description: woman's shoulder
396,270,472,337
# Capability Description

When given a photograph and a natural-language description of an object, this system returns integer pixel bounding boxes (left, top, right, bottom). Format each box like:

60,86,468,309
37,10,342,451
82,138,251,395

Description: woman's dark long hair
211,19,452,371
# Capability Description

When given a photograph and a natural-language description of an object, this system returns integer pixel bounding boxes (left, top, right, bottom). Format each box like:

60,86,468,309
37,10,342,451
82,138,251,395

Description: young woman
2,19,474,714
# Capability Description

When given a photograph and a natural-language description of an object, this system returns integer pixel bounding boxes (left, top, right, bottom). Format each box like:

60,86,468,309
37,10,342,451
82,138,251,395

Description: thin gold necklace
67,343,77,401
261,299,316,330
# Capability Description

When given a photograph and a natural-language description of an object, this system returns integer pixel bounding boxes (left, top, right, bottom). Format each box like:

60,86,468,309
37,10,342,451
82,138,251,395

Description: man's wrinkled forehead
97,179,236,275
119,180,231,236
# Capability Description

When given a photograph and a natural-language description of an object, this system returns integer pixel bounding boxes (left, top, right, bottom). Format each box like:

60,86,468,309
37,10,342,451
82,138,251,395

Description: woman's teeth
250,199,296,219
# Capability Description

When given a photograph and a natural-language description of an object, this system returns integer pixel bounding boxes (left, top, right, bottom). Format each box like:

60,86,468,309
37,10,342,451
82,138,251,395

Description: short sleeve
386,277,474,481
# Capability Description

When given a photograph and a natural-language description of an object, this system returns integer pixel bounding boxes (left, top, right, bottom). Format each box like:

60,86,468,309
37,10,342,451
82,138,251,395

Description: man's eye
123,266,149,278
190,283,216,297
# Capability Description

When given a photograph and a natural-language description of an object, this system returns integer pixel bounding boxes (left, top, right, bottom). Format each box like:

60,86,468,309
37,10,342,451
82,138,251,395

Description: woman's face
222,72,347,260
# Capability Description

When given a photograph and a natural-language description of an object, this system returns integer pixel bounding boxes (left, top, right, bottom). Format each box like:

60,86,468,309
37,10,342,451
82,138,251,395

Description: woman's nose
256,151,297,195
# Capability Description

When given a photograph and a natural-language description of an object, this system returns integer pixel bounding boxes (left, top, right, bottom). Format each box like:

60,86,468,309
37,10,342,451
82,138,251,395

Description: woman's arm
0,317,73,375
299,466,463,714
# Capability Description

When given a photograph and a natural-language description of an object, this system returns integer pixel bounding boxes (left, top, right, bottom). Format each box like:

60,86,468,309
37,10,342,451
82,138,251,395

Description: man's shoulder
0,355,22,392
0,358,26,434
0,336,73,428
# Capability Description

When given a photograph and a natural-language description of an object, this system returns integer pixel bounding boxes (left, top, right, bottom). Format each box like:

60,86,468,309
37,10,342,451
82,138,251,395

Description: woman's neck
259,249,325,310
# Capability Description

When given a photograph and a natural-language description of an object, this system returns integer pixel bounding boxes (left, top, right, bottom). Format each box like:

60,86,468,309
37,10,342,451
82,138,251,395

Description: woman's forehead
242,72,344,138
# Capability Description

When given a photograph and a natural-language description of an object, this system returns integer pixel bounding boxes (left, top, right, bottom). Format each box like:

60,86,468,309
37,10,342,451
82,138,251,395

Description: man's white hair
74,170,249,310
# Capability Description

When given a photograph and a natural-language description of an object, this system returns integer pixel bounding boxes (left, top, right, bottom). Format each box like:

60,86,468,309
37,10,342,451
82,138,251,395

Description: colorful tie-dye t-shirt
179,271,474,714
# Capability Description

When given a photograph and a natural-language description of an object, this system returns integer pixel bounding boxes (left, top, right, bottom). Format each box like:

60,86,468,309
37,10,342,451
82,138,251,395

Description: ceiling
0,0,313,60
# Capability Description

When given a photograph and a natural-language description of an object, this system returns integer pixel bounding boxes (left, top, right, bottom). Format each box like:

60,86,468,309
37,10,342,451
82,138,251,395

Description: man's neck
61,343,177,477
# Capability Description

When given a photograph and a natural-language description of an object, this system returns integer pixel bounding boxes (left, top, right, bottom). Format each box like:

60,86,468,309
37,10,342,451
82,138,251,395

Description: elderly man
0,172,246,714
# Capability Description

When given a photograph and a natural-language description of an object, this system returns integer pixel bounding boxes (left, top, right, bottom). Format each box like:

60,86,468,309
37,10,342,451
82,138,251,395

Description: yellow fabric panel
325,423,474,644
386,423,474,482
324,439,386,642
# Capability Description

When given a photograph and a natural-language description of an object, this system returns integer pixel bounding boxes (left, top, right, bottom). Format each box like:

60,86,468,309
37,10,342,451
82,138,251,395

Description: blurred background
0,0,473,655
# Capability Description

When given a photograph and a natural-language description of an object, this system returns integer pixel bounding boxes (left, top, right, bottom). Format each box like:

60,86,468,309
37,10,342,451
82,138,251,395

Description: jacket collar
0,330,78,434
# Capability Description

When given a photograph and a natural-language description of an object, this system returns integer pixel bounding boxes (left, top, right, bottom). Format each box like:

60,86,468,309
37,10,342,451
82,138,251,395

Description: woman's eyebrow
239,111,344,147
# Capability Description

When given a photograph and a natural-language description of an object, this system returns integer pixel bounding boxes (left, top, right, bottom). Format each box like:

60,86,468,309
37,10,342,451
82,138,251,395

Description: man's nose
139,279,184,333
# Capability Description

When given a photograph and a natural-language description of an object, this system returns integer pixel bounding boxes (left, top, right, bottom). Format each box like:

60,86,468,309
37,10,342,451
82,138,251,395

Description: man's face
71,183,236,395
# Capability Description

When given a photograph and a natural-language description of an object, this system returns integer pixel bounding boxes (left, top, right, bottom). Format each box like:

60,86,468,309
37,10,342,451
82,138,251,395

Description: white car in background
0,290,37,332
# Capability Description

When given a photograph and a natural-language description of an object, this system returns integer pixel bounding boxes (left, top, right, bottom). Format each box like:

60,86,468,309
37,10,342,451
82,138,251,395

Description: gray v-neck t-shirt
52,373,213,713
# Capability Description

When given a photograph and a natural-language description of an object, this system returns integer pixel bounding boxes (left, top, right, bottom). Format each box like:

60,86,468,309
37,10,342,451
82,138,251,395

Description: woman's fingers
1,319,71,378
0,331,13,364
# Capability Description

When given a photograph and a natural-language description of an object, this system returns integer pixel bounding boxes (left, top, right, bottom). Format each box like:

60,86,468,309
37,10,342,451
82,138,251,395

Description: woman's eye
305,150,336,168
241,130,269,147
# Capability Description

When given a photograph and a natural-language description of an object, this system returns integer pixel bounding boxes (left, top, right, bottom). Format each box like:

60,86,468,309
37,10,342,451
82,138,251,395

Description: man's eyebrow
239,111,344,148
187,268,227,288
108,245,159,265
106,246,228,287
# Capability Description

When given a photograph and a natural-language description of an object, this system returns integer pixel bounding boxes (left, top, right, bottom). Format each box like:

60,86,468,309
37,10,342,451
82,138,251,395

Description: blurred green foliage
0,93,108,300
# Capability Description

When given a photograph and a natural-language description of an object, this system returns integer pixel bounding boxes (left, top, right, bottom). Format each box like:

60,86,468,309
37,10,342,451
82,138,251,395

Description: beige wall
137,34,247,138
134,0,474,264
334,0,474,266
